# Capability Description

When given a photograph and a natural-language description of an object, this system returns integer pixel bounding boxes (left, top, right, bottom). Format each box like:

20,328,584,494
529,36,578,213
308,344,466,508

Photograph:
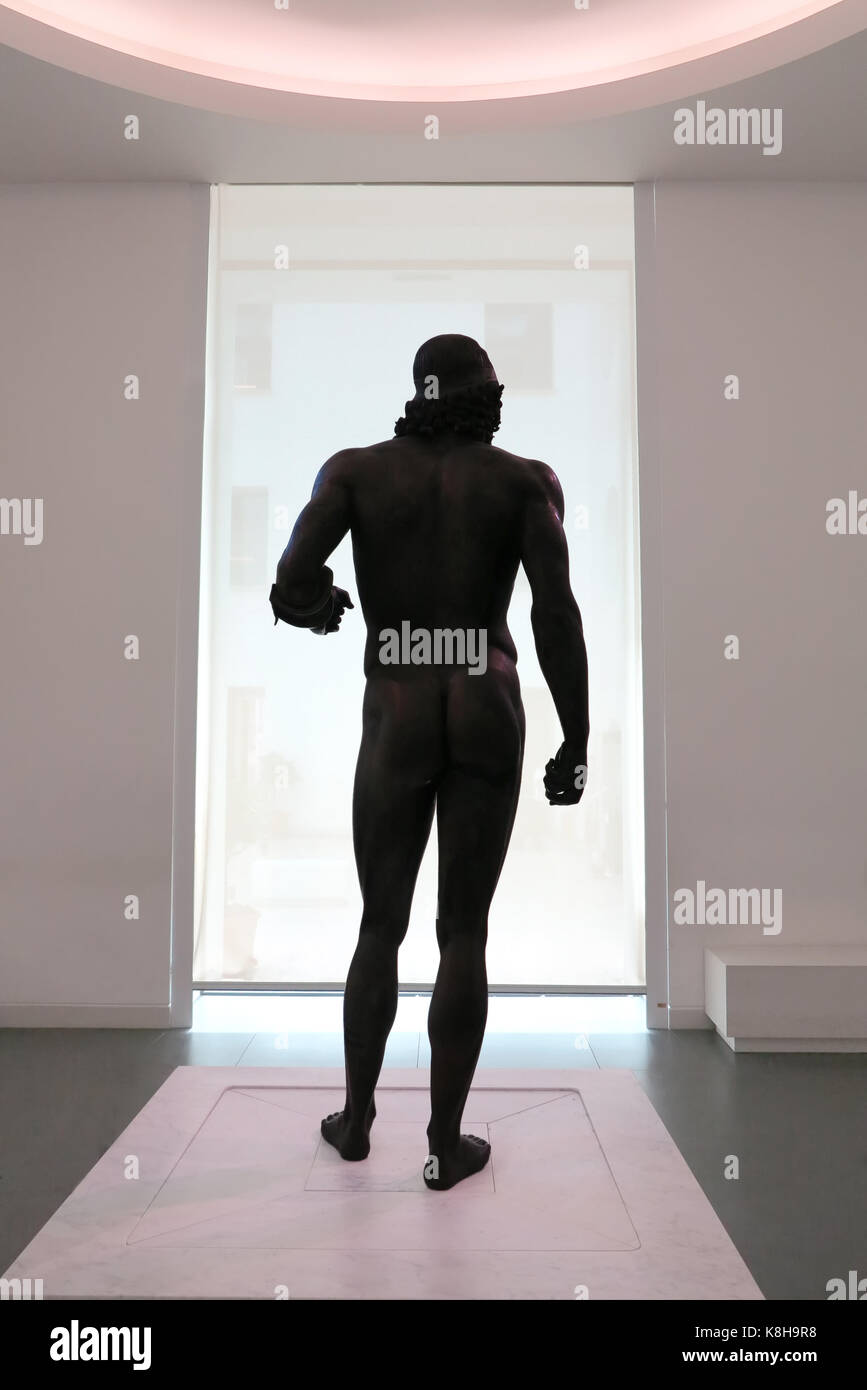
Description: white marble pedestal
3,1067,762,1300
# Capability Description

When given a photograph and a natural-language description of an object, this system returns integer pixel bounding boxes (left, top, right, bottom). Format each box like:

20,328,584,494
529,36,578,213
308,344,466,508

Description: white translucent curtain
194,184,644,987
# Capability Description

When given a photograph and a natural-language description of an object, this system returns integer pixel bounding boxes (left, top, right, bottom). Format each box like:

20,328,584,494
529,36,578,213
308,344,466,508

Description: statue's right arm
519,461,590,760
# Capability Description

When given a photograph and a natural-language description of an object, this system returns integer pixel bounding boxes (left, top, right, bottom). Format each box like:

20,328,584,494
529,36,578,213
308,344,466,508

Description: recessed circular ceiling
0,0,862,106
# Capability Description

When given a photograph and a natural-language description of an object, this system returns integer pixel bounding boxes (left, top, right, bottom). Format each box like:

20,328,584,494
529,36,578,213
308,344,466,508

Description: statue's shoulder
329,440,394,471
485,445,560,502
314,445,376,489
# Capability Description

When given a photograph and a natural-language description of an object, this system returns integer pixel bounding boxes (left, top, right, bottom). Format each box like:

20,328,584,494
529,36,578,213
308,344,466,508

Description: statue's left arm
270,451,355,635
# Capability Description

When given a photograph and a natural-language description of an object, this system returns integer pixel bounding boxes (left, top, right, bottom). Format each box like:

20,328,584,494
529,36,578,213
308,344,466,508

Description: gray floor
1,1017,865,1299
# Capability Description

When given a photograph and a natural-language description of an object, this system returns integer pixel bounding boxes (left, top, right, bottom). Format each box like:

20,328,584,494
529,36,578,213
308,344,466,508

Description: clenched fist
312,587,354,635
543,741,588,806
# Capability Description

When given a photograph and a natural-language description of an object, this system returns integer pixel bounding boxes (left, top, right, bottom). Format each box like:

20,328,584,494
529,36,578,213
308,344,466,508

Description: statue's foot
424,1134,491,1191
320,1103,375,1161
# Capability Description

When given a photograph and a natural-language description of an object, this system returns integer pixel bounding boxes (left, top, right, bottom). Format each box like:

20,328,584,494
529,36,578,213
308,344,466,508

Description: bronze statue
270,335,589,1189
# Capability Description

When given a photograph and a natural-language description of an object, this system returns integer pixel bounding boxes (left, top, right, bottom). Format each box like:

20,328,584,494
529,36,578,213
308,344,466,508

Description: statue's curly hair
394,380,504,444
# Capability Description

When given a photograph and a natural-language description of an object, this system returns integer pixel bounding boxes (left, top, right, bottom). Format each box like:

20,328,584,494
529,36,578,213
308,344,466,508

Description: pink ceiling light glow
0,0,863,109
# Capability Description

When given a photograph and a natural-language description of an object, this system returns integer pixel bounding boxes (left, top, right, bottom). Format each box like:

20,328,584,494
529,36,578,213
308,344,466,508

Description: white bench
705,946,867,1051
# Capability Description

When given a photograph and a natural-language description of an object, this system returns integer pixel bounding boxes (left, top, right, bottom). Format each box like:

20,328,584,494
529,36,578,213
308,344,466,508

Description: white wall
637,181,867,1025
3,177,865,1027
0,182,209,1025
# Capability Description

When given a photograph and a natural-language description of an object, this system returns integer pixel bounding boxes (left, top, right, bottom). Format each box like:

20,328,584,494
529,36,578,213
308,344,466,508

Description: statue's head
395,334,504,443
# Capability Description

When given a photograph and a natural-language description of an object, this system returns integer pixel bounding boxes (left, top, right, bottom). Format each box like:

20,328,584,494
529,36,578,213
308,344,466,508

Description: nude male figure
270,334,589,1190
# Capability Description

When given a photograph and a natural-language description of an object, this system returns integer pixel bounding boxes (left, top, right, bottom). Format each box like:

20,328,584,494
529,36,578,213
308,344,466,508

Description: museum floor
1,995,864,1299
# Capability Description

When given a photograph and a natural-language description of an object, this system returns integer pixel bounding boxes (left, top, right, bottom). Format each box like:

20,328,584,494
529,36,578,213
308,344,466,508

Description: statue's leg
321,674,441,1160
425,665,525,1190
